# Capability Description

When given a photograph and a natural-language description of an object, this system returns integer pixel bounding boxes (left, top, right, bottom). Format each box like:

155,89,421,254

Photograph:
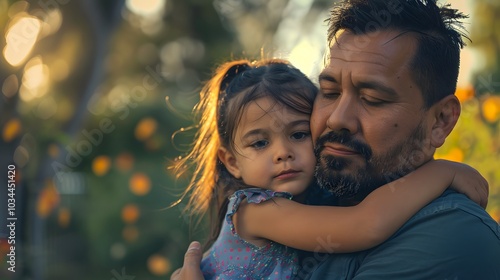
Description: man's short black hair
327,0,469,108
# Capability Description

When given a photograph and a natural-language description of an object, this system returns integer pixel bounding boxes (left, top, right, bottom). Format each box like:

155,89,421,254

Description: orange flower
454,86,475,103
148,254,171,276
129,173,151,196
482,96,500,123
135,117,157,141
92,155,111,176
434,147,464,163
2,118,22,142
489,208,500,224
37,180,60,218
121,204,140,224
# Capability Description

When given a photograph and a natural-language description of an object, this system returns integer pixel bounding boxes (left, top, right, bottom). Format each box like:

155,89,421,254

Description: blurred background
0,0,498,279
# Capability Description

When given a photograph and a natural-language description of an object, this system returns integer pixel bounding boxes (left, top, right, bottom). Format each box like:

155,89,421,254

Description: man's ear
218,147,242,179
430,95,461,148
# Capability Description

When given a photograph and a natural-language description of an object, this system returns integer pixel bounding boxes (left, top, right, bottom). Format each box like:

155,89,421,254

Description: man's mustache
314,131,372,161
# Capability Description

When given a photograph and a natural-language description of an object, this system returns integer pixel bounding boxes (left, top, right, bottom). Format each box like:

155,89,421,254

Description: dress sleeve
226,188,293,235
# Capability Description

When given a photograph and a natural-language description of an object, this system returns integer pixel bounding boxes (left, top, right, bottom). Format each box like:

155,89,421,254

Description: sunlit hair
172,58,317,247
327,0,469,108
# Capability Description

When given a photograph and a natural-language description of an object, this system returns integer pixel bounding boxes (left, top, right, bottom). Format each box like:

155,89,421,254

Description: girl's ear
430,95,461,148
218,147,242,179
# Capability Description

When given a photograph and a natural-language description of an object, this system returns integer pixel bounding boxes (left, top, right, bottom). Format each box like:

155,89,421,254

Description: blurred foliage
0,0,498,279
470,0,500,98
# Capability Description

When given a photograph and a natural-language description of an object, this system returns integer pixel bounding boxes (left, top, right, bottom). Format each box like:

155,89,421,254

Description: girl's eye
250,140,268,149
291,131,310,141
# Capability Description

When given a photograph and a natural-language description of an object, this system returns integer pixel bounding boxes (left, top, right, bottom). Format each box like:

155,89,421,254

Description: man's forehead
330,29,414,50
325,29,417,66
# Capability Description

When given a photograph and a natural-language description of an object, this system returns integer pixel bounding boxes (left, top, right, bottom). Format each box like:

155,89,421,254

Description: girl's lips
275,170,300,180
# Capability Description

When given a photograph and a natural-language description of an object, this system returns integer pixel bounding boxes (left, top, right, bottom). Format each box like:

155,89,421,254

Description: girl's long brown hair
171,58,318,248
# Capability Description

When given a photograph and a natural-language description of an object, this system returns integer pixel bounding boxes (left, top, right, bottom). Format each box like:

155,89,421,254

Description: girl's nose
274,142,295,163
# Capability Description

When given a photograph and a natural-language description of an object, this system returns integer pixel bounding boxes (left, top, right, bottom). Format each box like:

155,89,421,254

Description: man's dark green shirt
302,190,500,279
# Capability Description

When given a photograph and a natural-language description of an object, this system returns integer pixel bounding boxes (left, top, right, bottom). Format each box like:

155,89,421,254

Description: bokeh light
147,254,171,276
2,74,19,98
121,204,140,224
37,8,63,38
135,117,158,141
13,145,30,167
482,96,500,123
37,180,60,218
455,86,475,103
491,208,500,223
2,118,22,142
129,173,151,196
3,15,42,67
92,155,112,176
126,0,165,17
19,56,50,101
435,147,464,163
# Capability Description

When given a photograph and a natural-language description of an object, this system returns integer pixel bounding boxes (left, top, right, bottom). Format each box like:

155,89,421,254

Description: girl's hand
438,160,489,209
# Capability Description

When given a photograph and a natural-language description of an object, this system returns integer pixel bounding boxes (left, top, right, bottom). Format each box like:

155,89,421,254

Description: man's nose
325,93,359,134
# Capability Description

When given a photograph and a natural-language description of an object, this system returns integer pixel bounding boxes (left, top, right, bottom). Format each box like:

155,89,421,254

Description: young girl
172,59,487,279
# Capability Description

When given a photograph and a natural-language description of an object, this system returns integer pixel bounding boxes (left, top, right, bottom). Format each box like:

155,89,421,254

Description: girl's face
219,96,316,196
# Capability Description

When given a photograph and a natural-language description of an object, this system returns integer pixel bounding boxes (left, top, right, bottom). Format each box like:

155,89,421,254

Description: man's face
311,30,436,200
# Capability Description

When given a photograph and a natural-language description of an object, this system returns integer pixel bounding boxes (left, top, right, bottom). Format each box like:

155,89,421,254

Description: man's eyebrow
319,73,397,97
356,81,398,97
318,73,338,83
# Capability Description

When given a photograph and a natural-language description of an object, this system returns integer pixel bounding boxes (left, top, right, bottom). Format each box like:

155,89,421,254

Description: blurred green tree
0,1,498,279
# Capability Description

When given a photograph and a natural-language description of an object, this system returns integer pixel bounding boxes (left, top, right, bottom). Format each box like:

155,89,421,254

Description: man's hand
170,241,204,280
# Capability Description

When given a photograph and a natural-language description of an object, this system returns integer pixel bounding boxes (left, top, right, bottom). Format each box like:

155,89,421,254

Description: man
172,0,500,279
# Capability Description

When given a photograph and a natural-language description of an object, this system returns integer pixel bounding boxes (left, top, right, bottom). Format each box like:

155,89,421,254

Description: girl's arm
236,159,488,253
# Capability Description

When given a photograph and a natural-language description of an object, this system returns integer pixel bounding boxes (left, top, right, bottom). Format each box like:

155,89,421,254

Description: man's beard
314,122,429,201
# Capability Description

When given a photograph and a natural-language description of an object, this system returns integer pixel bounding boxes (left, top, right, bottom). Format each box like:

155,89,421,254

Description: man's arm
170,241,204,280
354,193,500,279
304,192,500,280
